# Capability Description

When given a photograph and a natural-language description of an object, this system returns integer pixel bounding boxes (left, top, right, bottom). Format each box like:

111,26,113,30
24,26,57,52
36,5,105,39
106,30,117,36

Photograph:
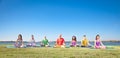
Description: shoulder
57,38,59,40
17,39,19,41
62,38,64,40
94,40,96,42
42,39,44,41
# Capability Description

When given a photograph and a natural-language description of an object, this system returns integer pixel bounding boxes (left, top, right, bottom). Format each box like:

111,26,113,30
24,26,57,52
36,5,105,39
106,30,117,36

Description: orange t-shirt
56,38,65,45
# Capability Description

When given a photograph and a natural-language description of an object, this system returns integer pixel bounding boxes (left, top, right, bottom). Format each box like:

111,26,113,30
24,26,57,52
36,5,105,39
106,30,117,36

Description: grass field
0,45,120,58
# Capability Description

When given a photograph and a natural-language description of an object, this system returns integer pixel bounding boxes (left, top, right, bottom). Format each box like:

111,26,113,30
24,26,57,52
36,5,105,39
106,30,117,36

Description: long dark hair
72,36,77,41
96,34,100,40
32,35,34,40
18,34,22,40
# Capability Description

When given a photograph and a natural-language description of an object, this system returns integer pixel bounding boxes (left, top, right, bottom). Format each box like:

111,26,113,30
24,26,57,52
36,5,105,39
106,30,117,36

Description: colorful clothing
56,38,65,46
71,41,76,46
95,40,101,48
27,40,36,47
42,39,49,45
95,40,100,48
96,40,101,46
14,40,23,48
95,40,106,49
81,39,88,46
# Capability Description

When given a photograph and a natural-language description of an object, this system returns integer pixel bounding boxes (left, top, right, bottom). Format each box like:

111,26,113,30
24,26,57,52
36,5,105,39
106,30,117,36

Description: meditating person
41,36,49,47
26,35,36,47
54,34,65,48
14,34,24,48
81,35,91,47
94,34,106,49
70,36,79,47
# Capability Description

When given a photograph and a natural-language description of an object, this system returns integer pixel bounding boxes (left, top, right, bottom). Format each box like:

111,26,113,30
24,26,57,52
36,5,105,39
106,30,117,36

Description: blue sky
0,0,120,41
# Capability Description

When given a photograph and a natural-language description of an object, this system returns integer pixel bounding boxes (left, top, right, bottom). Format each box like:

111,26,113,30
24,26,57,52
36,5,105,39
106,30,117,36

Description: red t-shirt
56,38,65,45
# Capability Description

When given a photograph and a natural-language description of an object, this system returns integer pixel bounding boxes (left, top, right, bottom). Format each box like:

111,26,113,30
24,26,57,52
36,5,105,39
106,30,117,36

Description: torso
42,39,48,45
57,38,64,45
31,39,35,43
82,39,88,46
71,41,76,46
96,40,100,46
17,39,22,45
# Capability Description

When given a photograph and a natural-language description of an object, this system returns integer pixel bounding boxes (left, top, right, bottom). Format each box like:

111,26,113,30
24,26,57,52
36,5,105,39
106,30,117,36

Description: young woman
41,36,49,47
94,35,106,49
54,34,65,48
70,36,79,47
14,34,24,48
26,35,36,47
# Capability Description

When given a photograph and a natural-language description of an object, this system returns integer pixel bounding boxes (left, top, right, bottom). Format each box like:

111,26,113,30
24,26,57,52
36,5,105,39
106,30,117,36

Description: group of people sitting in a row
14,34,106,49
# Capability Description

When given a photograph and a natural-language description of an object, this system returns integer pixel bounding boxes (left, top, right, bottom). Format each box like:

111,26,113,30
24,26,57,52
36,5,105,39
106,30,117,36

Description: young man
54,34,65,48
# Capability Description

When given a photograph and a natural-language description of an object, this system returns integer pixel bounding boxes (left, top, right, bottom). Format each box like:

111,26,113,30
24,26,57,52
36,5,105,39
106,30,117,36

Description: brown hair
18,34,22,40
96,34,100,40
32,35,34,40
72,36,77,41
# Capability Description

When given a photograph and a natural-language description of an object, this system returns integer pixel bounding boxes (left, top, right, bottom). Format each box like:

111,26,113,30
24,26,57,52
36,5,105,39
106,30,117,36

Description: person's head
59,34,62,38
83,35,87,40
83,35,86,37
96,34,100,40
18,34,22,40
72,36,77,41
31,35,34,40
44,36,47,39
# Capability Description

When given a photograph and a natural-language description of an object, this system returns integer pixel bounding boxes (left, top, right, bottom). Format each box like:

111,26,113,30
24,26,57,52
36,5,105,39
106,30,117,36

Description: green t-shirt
42,39,48,45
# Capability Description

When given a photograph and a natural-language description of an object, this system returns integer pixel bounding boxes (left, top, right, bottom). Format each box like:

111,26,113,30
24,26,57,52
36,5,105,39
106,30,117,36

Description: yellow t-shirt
82,39,88,46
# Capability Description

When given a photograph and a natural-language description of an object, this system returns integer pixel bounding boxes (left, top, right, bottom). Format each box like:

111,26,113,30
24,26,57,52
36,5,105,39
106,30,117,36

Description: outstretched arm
22,40,24,45
47,39,49,45
94,40,96,47
80,40,82,46
63,39,65,46
100,40,104,46
70,41,72,45
88,40,93,47
16,39,18,44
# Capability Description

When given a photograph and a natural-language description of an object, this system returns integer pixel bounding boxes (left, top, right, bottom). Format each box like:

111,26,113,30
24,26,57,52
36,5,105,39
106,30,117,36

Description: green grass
0,45,120,58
